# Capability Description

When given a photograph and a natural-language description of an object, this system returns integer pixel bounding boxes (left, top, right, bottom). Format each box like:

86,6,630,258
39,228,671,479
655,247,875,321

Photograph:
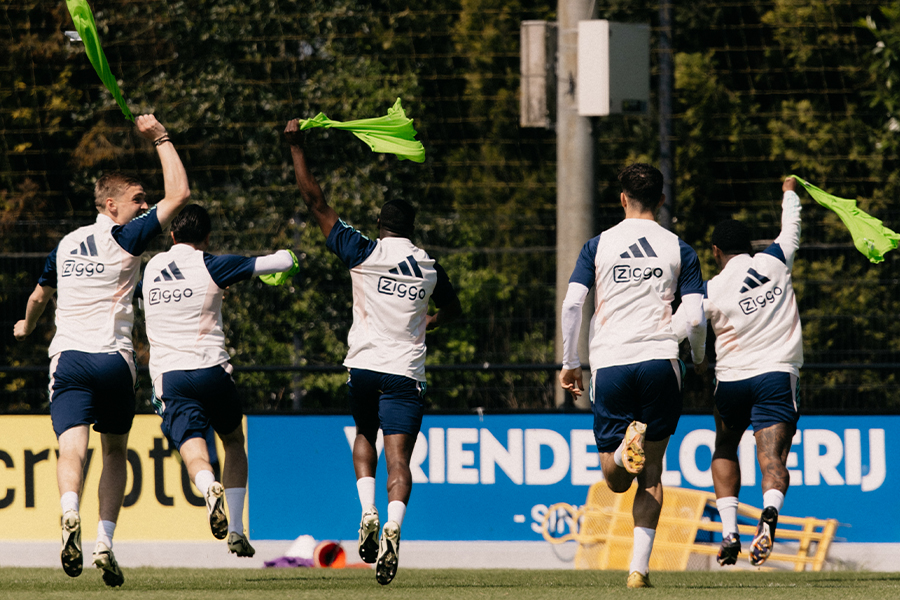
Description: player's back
50,215,145,356
142,244,232,382
706,246,802,379
584,219,701,368
326,219,458,381
345,237,439,380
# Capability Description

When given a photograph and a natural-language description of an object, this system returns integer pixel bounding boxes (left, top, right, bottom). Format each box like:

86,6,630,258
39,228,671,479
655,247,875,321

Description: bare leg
755,422,792,495
603,436,669,586
97,432,129,523
599,437,668,528
599,450,635,493
375,432,415,586
632,438,669,530
179,437,213,483
57,425,90,499
353,428,379,479
383,433,416,504
354,427,381,564
219,426,248,489
57,426,90,578
711,410,746,564
749,422,792,566
712,408,746,499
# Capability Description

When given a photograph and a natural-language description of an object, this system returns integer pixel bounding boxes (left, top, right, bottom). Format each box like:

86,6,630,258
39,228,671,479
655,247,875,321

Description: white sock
613,443,625,468
629,527,655,575
60,491,79,515
96,520,116,549
194,470,216,497
763,489,785,513
357,477,376,513
716,496,740,536
225,487,246,535
387,501,407,526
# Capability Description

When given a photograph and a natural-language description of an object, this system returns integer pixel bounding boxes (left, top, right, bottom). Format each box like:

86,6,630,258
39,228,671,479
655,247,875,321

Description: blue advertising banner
247,414,897,543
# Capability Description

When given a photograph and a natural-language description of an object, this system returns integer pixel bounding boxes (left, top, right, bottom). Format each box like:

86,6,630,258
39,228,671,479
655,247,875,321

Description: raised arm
284,120,338,238
135,115,191,228
14,284,55,341
776,177,802,268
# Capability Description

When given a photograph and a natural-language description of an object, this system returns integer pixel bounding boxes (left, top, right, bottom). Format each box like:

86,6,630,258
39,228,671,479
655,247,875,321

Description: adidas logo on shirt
153,261,186,282
613,237,663,283
618,237,658,259
389,255,424,278
69,234,98,257
739,268,770,293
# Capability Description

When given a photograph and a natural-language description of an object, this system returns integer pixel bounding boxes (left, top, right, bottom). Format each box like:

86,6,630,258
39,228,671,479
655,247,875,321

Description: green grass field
1,568,899,600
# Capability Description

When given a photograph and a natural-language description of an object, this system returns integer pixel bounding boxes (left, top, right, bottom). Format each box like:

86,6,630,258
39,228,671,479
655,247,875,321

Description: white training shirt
562,218,706,370
705,191,803,380
142,244,293,385
326,220,459,382
39,210,162,357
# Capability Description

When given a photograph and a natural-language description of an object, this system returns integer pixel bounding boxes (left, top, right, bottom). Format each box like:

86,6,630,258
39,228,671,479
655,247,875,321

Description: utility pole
523,7,649,408
657,1,675,230
554,0,595,408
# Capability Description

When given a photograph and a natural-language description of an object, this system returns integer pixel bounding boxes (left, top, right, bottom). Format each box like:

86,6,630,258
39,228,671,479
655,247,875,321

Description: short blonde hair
94,172,142,210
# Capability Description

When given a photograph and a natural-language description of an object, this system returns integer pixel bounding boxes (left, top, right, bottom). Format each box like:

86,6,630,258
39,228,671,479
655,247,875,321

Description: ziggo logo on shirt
377,276,427,300
613,265,663,283
61,260,106,277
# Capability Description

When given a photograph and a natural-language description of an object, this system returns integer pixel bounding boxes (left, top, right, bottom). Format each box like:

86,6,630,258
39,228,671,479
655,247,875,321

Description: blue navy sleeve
204,253,257,288
431,261,459,308
111,207,163,256
702,280,709,299
134,279,144,301
677,240,704,296
761,242,787,264
568,236,599,288
36,246,59,288
325,219,378,269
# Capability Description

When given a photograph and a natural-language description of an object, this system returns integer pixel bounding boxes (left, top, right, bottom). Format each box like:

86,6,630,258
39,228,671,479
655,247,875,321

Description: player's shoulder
676,236,700,258
60,220,99,242
707,256,748,291
144,248,173,270
124,205,159,226
603,220,682,257
755,243,790,267
407,240,433,260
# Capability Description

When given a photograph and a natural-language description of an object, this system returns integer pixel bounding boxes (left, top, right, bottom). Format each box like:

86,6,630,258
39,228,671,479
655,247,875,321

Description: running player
559,163,706,589
13,115,190,587
141,204,296,559
283,119,462,585
706,177,802,567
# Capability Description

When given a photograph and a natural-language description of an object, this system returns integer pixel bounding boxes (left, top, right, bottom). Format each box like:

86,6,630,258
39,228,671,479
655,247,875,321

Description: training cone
313,541,347,568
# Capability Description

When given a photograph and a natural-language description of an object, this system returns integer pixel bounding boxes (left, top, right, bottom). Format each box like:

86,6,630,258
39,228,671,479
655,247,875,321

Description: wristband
153,135,171,147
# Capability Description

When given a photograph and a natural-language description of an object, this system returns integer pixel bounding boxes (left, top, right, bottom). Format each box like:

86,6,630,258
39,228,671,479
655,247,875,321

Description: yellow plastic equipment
541,483,838,572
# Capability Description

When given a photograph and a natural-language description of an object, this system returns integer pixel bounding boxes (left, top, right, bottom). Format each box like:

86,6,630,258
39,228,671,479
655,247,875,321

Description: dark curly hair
618,163,664,211
711,219,752,255
171,204,212,245
380,199,416,237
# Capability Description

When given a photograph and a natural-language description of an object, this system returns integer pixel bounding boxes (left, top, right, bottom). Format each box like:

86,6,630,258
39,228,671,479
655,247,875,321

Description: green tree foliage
2,0,899,414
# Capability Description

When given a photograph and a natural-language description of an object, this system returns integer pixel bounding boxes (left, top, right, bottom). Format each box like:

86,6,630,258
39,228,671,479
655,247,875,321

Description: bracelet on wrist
153,135,171,147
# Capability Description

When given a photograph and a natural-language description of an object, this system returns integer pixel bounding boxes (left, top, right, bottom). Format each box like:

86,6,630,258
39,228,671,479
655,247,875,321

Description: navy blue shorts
347,368,426,437
153,364,243,450
591,359,684,453
715,372,800,433
49,350,136,438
